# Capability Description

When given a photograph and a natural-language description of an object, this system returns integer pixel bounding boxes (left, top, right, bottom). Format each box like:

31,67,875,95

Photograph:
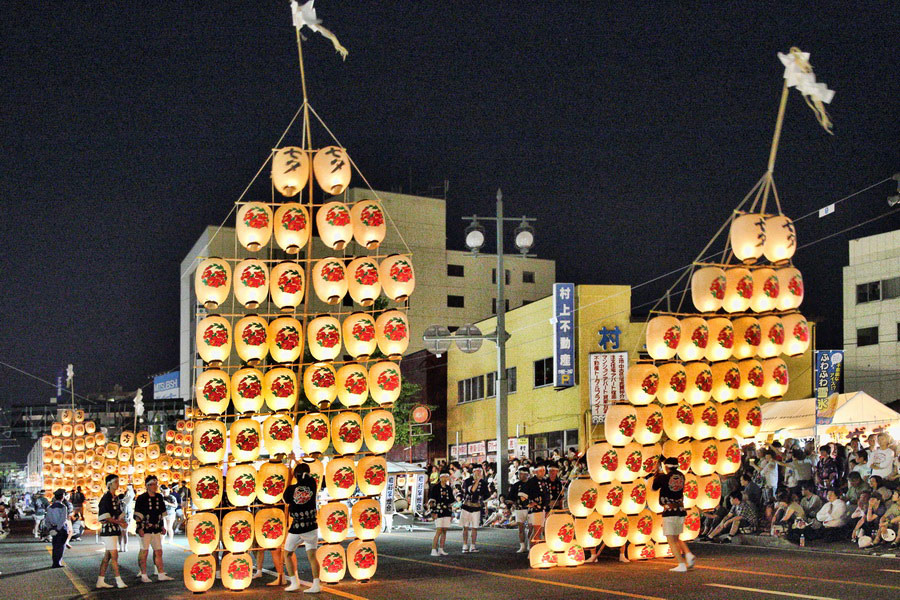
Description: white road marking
705,583,841,600
881,568,900,573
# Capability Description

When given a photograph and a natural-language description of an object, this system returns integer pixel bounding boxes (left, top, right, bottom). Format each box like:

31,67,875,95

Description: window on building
491,298,511,314
491,269,511,285
457,375,485,404
486,367,516,397
534,357,553,388
883,276,900,300
857,281,881,304
447,295,465,308
857,326,879,347
523,271,535,283
507,366,517,393
448,264,464,277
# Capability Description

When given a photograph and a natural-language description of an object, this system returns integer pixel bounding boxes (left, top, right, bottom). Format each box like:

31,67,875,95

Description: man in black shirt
652,457,695,572
460,466,493,553
508,467,531,553
283,462,321,594
546,465,565,510
96,474,128,589
428,471,455,556
133,475,173,583
524,464,551,544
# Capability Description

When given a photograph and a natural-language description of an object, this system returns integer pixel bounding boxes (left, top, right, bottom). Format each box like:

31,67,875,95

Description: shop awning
759,391,900,439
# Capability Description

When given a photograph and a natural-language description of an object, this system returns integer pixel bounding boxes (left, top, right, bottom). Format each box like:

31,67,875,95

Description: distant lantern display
270,262,305,311
191,466,223,511
710,361,741,403
662,403,695,441
187,512,220,556
646,316,681,360
732,316,762,360
195,369,231,416
722,267,753,313
316,544,346,584
356,455,388,497
313,146,352,195
325,456,357,500
231,368,265,413
729,212,766,262
317,201,353,250
318,501,351,543
775,267,804,310
763,215,797,263
304,363,338,408
656,362,686,405
255,508,287,549
677,318,709,362
367,361,402,406
196,315,231,365
347,257,382,306
230,418,261,463
331,412,364,456
363,410,395,454
347,539,378,581
225,465,257,507
691,266,727,312
236,202,272,251
274,203,310,254
342,312,377,360
313,258,348,305
336,363,369,408
264,367,298,412
193,420,226,465
262,413,294,457
233,259,269,309
736,359,764,400
781,313,810,356
750,267,780,312
379,255,416,302
756,315,785,359
761,357,789,398
350,200,386,249
352,498,382,540
603,404,638,446
268,317,304,364
308,315,342,361
298,413,331,455
375,310,409,359
683,362,713,406
195,257,231,309
234,315,268,364
272,147,309,197
625,363,659,406
705,317,735,362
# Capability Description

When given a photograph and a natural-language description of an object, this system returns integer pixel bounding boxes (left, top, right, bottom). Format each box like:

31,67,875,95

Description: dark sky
1,2,898,432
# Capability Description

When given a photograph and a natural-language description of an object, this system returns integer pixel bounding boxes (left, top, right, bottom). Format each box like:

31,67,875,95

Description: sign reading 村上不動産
552,283,576,388
815,350,843,425
589,351,627,424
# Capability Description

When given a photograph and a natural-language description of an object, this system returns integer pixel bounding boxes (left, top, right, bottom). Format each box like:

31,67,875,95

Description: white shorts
662,516,685,537
460,510,481,529
284,529,318,552
514,510,529,524
140,533,163,551
434,517,451,529
101,536,119,551
528,512,545,527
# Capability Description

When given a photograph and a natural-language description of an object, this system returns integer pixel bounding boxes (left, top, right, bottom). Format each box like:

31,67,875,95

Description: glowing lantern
304,363,337,408
195,257,231,310
308,315,342,361
616,443,644,483
61,410,73,423
776,267,804,310
303,457,325,490
313,257,348,305
656,363,687,405
737,359,764,400
621,480,648,514
356,455,388,496
717,439,742,475
191,466,223,511
147,442,160,459
690,438,719,476
62,424,74,438
757,316,785,359
105,443,118,459
711,361,741,403
41,435,52,449
678,318,709,362
567,478,600,517
313,146,351,193
692,403,719,441
223,510,256,552
574,513,604,548
750,268,780,313
132,448,145,462
781,313,810,356
195,369,230,416
233,259,269,309
634,405,664,445
646,484,663,514
763,215,796,262
298,413,331,455
336,364,369,408
331,412,364,456
326,457,357,500
233,315,268,364
375,310,409,359
737,399,762,438
545,512,576,552
317,201,353,250
267,319,302,365
316,544,347,584
723,267,754,313
136,431,150,448
51,437,62,452
662,403,695,440
683,362,713,406
663,439,693,474
602,513,630,547
272,147,310,197
197,315,231,366
597,482,625,516
232,368,265,413
367,361,401,406
221,552,254,591
646,316,681,360
587,442,618,484
363,410,395,454
74,409,85,423
528,543,558,569
51,422,62,437
85,435,96,449
628,510,655,545
732,316,761,360
350,199,386,249
347,539,378,581
691,266,727,312
262,413,295,456
604,404,638,446
762,357,789,398
379,254,416,302
352,498,382,540
258,461,289,504
639,444,662,477
625,363,659,406
347,257,382,307
264,367,298,412
628,542,657,562
184,554,216,593
120,430,134,448
730,212,766,262
269,262,305,312
187,512,220,555
318,501,351,543
680,507,702,542
342,312,377,360
683,472,700,509
559,544,585,567
176,420,186,432
236,202,272,251
84,421,96,434
230,418,261,463
193,420,226,464
716,403,741,441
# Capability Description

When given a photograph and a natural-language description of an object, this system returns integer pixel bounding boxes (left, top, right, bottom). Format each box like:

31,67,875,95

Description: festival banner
815,350,843,425
552,283,576,388
589,351,627,424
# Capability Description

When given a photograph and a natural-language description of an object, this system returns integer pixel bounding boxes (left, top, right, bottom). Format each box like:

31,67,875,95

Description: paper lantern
132,448,145,463
350,199,387,250
50,437,62,452
136,430,150,448
683,472,700,509
615,443,644,483
195,257,231,310
625,363,659,406
621,480,648,515
237,202,272,252
691,266,726,312
574,513,604,548
639,444,662,477
680,506,702,542
120,430,135,447
646,316,681,360
85,434,96,449
710,361,741,403
231,367,265,413
223,509,255,552
313,257,348,305
597,482,625,516
272,147,310,197
250,508,286,553
308,315,342,361
737,399,762,438
715,403,741,441
313,145,351,194
634,405,664,445
317,200,353,250
270,262,305,312
559,544,585,567
347,257,382,307
41,435,52,449
663,439,693,473
233,259,269,308
602,513,630,547
351,498,382,540
683,362,713,406
298,413,331,454
567,477,600,517
762,357,789,398
357,455,388,496
363,410,395,454
221,552,254,590
545,512,576,552
233,315,268,364
706,321,733,366
51,422,62,436
380,255,416,303
775,267,804,310
326,457,357,500
367,361,401,406
757,316,785,359
604,404,637,445
781,313,810,356
342,312,377,360
263,367,297,412
191,466,223,511
723,267,753,313
528,543,558,569
692,403,719,441
737,359,763,400
61,409,73,424
304,363,337,408
194,420,226,464
375,310,409,359
85,421,96,434
656,363,686,405
764,215,797,262
646,482,663,515
197,315,231,365
104,443,118,459
336,364,369,408
195,369,230,416
184,554,216,593
331,412,364,456
347,539,378,581
62,439,74,453
690,439,719,476
263,413,295,456
187,512,220,555
176,420,186,432
318,501,351,543
662,403,695,440
587,442,618,484
750,268,780,313
732,316,761,360
229,418,261,462
677,317,709,362
717,439,742,475
257,461,289,504
64,451,77,465
628,510,655,545
730,212,766,262
316,544,347,584
629,542,657,561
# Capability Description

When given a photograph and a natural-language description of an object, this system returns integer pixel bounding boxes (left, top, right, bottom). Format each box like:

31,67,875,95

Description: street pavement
2,526,899,600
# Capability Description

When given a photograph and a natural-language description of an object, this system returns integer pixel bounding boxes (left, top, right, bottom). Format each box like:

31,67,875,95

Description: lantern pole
495,188,509,498
759,80,790,214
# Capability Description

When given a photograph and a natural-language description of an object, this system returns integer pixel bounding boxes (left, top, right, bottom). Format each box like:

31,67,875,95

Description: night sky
2,2,898,457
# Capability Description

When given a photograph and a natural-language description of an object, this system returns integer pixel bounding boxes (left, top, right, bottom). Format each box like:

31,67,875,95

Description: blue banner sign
153,371,180,400
553,283,576,388
815,350,843,425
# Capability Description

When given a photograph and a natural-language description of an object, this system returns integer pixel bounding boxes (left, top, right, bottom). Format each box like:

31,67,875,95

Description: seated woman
773,490,805,537
874,488,900,548
852,495,885,548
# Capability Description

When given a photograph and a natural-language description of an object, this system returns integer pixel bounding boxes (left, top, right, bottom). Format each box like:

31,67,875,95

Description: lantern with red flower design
234,315,268,365
350,199,386,249
715,403,741,441
628,509,655,545
757,315,784,359
763,215,796,263
625,363,658,406
313,146,351,195
681,471,700,509
656,362,686,405
750,267,780,313
193,420,226,464
574,512,604,548
732,316,761,360
187,512,220,556
620,480,648,515
638,443,663,478
723,267,754,313
225,464,257,507
775,267,804,310
236,202,272,251
318,501,351,543
313,258,348,305
308,315,342,361
705,317,735,362
691,266,727,312
586,442,618,484
367,361,401,406
347,257,382,306
710,361,741,403
690,438,719,476
221,551,254,591
356,455,388,496
762,357,789,398
231,367,265,413
646,316,681,360
736,359,764,400
696,474,722,510
363,410,395,454
270,262,305,312
257,461,290,504
317,201,353,250
336,363,369,408
662,403,695,441
375,310,409,359
184,554,216,593
780,313,810,356
634,405,664,445
298,412,330,455
567,477,600,518
262,414,295,457
325,456,357,500
196,315,231,366
545,512,576,552
272,146,309,196
729,212,766,262
264,367,298,411
347,539,378,581
273,203,310,254
603,404,637,446
194,257,231,310
255,507,287,549
614,442,644,483
737,399,763,438
716,439,742,476
683,362,713,406
677,317,709,362
230,418,261,463
195,369,231,416
316,544,347,584
691,403,719,441
528,543,558,569
267,317,303,364
304,363,338,408
191,466,223,511
233,259,269,309
379,254,416,302
351,498,382,540
331,412,364,456
602,513,630,548
342,312,377,361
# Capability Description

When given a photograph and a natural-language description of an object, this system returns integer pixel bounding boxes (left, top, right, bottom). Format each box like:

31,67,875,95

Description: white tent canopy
759,391,900,439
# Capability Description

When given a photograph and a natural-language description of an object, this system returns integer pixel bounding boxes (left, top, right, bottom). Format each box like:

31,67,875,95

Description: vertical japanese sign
815,350,843,425
553,283,576,387
415,473,427,513
384,474,396,513
589,352,628,424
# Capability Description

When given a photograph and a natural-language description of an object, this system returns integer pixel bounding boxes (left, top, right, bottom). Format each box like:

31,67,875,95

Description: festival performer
96,474,128,588
283,462,322,594
428,471,454,556
133,475,174,583
460,466,493,553
652,457,696,573
546,464,565,510
525,463,551,544
508,467,531,552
